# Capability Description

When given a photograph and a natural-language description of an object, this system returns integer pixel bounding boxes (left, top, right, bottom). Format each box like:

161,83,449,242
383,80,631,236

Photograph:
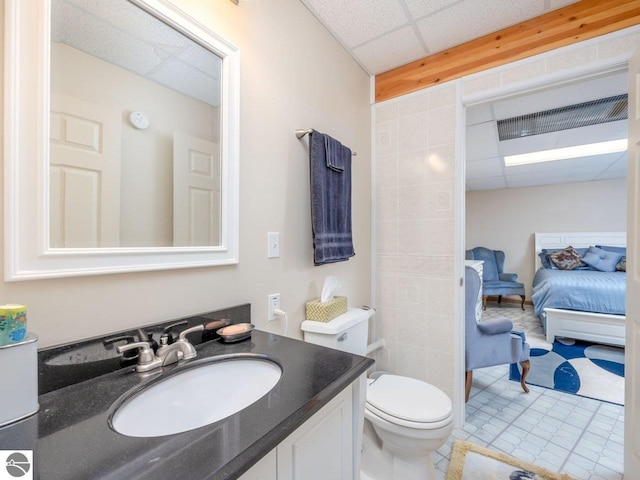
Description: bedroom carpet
509,339,625,405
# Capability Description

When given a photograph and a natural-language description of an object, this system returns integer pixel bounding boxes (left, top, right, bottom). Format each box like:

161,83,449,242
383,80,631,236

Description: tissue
321,275,342,303
306,276,348,322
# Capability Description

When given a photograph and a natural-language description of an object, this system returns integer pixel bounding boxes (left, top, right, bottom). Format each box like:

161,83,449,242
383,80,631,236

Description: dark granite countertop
0,329,373,480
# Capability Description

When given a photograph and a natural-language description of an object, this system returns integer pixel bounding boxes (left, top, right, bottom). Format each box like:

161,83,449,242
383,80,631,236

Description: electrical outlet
268,293,280,321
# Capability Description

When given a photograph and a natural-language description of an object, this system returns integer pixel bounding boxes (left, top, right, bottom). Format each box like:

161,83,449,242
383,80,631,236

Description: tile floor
432,302,625,480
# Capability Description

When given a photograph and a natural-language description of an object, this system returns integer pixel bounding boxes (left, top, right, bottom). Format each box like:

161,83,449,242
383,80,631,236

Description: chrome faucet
117,341,162,373
117,324,204,373
156,324,204,363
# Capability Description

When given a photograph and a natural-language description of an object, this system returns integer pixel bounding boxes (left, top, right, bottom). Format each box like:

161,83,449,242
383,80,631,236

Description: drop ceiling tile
61,0,189,51
353,27,427,74
505,166,593,185
505,169,596,188
302,0,409,48
149,59,220,106
177,45,222,80
466,105,494,126
402,0,460,19
466,123,499,161
52,1,163,77
416,0,544,54
466,157,503,179
595,153,628,180
550,0,580,8
466,176,506,191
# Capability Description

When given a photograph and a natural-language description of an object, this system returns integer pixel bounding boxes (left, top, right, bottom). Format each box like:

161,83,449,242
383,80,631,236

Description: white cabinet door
238,449,277,480
277,385,353,480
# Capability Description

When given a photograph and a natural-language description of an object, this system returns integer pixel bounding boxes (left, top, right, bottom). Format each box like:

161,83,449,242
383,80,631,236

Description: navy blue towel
309,130,355,265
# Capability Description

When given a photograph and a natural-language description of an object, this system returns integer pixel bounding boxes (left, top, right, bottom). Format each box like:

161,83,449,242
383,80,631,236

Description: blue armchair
465,266,530,402
466,247,525,310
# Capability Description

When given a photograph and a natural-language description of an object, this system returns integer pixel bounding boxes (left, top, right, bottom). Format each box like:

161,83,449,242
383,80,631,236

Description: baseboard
484,295,533,306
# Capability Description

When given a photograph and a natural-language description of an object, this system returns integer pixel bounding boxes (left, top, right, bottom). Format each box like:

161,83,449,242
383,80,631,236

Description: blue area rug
509,339,625,405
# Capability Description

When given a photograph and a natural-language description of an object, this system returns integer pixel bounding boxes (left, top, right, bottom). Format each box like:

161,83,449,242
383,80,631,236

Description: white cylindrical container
0,333,39,427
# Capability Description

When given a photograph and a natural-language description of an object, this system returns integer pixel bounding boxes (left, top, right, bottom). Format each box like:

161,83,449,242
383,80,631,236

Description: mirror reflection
50,0,223,248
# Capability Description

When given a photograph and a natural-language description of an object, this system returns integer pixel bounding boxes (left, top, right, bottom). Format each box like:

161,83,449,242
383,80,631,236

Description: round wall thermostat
129,111,149,130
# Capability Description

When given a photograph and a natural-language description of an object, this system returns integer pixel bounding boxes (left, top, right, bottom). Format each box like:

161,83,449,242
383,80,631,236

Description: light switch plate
268,232,280,258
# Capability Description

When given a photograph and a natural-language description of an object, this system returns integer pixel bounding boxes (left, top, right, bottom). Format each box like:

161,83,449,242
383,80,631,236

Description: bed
532,232,626,347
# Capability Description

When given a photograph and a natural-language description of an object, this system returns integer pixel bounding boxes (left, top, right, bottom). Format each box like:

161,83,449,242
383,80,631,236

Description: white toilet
301,308,454,480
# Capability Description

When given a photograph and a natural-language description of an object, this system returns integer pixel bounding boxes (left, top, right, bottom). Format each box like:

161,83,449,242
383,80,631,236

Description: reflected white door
626,48,640,477
173,132,220,246
50,94,121,248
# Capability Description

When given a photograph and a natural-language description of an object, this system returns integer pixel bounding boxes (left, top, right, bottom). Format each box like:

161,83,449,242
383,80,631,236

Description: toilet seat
366,374,453,429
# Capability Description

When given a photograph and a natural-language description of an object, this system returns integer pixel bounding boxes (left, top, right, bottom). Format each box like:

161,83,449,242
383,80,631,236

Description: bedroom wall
465,178,627,298
0,0,372,348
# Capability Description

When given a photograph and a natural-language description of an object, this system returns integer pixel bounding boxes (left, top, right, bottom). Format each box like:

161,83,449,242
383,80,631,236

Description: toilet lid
366,375,452,423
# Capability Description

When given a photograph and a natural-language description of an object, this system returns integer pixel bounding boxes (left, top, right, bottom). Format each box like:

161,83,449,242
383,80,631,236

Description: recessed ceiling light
504,139,628,167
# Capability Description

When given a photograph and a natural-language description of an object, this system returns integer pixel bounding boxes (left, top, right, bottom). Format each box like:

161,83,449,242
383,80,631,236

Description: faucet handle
163,320,188,334
116,341,156,366
178,324,205,341
161,320,188,344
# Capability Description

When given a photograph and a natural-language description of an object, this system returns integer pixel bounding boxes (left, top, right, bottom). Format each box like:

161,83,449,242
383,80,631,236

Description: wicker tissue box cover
305,296,348,322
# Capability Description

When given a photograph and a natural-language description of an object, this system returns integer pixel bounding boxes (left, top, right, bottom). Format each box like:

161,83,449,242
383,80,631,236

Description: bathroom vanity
0,305,373,479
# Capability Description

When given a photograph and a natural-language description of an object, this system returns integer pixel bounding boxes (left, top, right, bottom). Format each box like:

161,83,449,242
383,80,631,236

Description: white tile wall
544,45,598,74
599,32,640,59
375,84,457,391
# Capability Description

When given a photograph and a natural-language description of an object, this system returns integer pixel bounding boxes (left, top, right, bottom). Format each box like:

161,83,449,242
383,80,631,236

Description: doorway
460,69,628,478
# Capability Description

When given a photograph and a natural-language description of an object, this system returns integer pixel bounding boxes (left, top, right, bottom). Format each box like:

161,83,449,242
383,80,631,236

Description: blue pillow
539,251,554,269
595,245,626,256
582,246,623,272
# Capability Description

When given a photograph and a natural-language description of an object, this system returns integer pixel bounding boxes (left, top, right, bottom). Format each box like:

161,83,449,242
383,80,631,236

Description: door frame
455,55,631,427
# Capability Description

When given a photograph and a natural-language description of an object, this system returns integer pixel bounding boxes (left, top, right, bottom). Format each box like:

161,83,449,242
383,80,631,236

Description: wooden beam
375,0,640,103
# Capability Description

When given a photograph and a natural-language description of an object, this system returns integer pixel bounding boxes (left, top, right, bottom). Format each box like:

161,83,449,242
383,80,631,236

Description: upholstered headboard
534,232,626,271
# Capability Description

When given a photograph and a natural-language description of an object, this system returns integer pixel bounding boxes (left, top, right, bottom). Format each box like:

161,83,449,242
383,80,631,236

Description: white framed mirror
4,0,239,280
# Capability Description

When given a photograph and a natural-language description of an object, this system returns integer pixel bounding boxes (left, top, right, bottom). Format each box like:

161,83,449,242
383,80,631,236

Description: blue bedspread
532,268,626,321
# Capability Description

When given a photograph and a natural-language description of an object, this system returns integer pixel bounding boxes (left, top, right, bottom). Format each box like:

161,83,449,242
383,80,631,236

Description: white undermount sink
110,355,282,437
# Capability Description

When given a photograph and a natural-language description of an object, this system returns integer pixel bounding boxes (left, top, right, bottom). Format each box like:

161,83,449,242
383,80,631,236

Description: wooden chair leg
520,295,525,310
465,370,473,402
482,296,487,311
519,360,530,394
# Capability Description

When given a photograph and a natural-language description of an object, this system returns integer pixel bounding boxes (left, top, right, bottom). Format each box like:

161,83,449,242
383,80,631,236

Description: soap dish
216,323,255,343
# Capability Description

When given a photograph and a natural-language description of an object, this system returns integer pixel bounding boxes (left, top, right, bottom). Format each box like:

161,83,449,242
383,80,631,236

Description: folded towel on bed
309,130,355,265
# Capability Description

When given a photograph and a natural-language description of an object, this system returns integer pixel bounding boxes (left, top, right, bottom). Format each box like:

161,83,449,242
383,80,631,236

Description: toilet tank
301,308,373,356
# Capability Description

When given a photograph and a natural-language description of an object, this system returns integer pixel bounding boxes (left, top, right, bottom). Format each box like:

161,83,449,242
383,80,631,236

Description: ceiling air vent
497,94,628,141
